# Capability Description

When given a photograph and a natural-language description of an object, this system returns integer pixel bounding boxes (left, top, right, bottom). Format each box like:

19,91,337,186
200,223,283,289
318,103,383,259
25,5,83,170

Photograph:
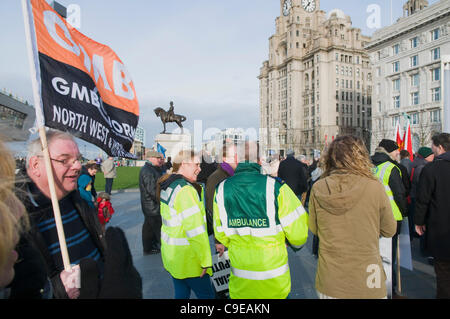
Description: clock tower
280,0,320,17
260,0,373,158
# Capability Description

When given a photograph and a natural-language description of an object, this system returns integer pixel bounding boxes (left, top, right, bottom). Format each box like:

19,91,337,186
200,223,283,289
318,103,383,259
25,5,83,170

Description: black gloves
79,227,142,299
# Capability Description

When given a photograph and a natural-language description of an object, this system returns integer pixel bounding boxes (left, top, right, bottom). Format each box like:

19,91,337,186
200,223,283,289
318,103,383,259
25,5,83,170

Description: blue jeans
172,275,215,299
105,178,114,195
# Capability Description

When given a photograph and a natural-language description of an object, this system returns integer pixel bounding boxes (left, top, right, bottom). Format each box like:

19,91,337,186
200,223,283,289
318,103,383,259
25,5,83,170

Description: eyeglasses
38,155,83,167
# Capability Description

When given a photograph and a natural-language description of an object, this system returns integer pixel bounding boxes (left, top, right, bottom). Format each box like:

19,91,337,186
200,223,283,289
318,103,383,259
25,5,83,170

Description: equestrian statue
154,101,187,134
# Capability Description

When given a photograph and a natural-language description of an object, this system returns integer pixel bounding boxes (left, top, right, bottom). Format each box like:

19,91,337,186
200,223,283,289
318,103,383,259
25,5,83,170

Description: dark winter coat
415,151,450,260
205,164,233,236
277,155,308,196
410,156,428,199
197,157,218,184
15,177,106,299
371,149,408,216
139,162,163,217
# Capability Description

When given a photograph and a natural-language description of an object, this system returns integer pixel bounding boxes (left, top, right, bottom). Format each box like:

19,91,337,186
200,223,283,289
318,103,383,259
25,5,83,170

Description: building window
432,67,441,81
432,28,440,41
432,87,441,102
393,78,400,91
411,92,419,105
430,110,441,123
410,55,418,67
410,37,418,48
431,47,440,61
412,112,419,125
393,44,400,55
393,96,400,108
411,73,420,87
393,61,400,73
392,116,400,127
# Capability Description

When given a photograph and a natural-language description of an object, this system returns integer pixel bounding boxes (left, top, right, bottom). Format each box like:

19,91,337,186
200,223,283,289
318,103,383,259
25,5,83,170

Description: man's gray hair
26,129,76,168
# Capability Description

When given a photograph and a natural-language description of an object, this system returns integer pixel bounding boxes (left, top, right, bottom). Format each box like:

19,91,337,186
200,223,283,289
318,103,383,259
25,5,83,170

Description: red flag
404,121,413,161
395,121,404,150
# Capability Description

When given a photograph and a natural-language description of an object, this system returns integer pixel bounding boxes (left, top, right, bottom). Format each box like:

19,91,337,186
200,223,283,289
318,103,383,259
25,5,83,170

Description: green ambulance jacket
213,162,309,299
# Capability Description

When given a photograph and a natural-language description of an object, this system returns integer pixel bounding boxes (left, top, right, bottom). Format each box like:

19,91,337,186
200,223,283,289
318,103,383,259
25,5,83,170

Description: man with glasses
13,129,141,299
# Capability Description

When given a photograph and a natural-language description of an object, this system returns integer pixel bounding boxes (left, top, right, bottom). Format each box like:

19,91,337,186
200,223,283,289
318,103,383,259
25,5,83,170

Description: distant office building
259,0,373,158
366,0,450,152
202,128,246,159
0,90,35,141
130,125,145,159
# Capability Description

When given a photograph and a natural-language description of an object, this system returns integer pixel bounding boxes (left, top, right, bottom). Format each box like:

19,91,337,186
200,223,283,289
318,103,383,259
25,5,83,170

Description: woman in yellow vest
309,136,397,299
156,150,214,299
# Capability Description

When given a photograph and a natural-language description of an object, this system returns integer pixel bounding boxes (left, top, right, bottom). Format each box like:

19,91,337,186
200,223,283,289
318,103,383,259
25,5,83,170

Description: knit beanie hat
418,147,433,159
378,139,399,153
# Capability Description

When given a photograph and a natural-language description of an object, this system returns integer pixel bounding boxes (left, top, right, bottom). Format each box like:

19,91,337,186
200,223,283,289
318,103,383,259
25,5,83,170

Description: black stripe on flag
38,52,139,159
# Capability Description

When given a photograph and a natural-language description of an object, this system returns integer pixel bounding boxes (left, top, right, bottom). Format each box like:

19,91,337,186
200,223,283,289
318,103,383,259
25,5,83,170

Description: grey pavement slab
107,190,436,299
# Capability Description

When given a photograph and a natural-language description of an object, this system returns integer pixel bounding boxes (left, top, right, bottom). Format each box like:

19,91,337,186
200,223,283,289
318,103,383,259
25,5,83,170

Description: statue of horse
154,107,187,134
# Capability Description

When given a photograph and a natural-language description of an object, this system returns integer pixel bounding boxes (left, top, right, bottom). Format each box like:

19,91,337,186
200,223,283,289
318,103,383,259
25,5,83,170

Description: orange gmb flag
29,0,139,158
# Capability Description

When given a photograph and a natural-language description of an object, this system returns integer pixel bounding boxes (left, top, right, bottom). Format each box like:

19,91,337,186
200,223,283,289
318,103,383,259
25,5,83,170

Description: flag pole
397,239,402,294
22,0,71,271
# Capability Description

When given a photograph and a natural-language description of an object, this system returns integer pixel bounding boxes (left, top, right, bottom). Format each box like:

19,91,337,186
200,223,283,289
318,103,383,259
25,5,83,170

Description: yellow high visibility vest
159,178,212,279
375,162,403,221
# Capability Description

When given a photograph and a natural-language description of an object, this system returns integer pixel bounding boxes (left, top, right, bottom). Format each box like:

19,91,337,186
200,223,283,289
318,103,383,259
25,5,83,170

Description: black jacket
15,177,106,299
139,162,163,217
410,156,428,199
371,151,408,217
277,155,308,196
415,151,450,260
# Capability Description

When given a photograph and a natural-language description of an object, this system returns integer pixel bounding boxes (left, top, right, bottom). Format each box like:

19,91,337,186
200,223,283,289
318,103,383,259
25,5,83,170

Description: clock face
283,0,292,16
302,0,316,13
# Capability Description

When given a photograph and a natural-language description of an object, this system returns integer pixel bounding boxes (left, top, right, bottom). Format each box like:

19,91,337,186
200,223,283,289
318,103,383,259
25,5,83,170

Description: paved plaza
108,190,437,299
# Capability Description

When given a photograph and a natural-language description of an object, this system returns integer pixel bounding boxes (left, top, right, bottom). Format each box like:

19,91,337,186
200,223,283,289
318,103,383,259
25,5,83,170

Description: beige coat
101,158,117,178
309,171,397,299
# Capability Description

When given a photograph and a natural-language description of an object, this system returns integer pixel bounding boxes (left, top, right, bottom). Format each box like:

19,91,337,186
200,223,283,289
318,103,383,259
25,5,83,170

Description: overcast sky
0,0,439,158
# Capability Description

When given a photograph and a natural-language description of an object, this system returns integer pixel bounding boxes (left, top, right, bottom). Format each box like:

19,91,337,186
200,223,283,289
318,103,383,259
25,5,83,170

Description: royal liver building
258,0,373,158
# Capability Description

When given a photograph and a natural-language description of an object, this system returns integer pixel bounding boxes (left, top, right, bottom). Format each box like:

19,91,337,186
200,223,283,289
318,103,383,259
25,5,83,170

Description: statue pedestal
155,133,192,159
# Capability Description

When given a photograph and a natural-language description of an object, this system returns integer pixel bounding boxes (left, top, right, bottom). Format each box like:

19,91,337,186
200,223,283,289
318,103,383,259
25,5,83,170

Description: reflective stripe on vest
161,230,190,246
215,177,282,237
231,263,289,281
375,162,403,221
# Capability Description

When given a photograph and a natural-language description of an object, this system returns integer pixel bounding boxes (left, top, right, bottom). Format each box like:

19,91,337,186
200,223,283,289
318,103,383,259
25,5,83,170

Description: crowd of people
1,128,449,300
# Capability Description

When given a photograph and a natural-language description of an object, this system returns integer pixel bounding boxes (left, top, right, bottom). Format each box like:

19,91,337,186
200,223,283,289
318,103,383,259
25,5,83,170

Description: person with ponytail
156,150,215,299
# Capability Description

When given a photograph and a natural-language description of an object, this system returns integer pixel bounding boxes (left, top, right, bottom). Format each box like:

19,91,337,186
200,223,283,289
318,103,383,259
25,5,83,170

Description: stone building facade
366,0,450,153
259,0,372,158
